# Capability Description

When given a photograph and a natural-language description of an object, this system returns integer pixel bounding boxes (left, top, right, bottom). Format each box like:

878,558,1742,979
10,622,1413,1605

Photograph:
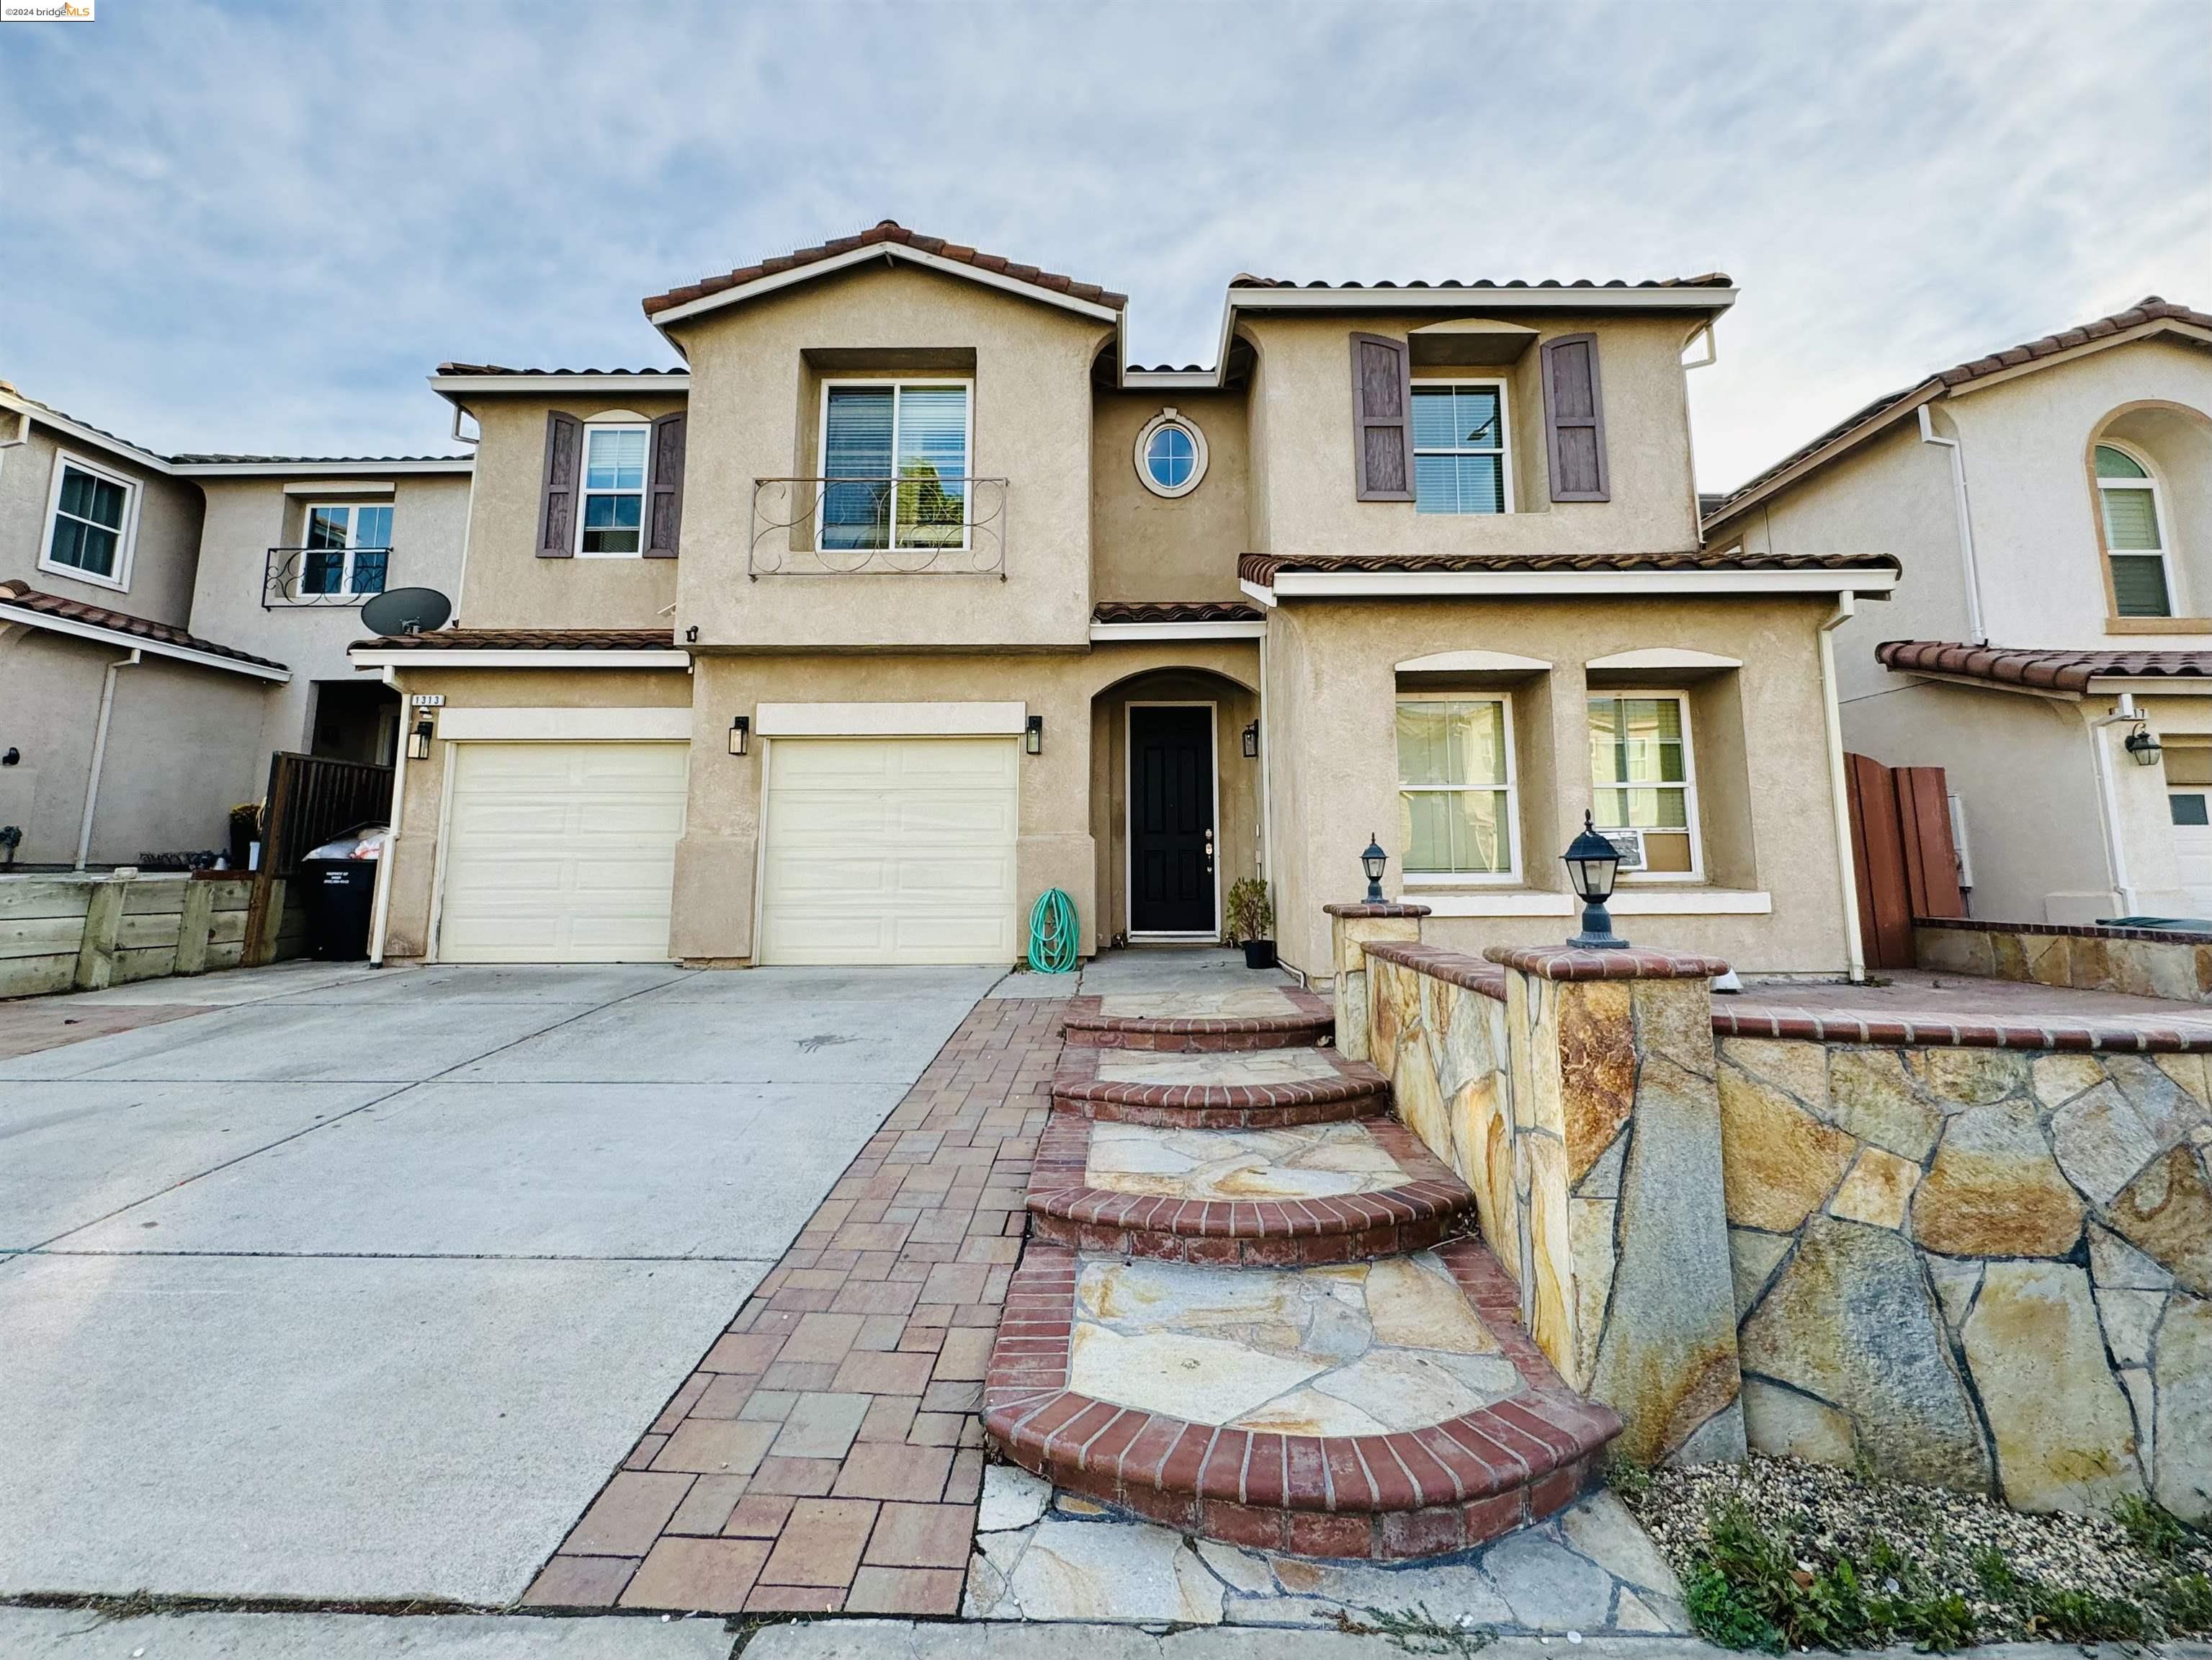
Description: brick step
1027,1112,1475,1267
1051,1042,1387,1129
983,1238,1621,1561
1061,986,1334,1053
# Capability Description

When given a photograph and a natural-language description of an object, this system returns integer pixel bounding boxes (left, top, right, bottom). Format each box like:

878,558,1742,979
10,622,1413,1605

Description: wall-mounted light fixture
685,625,699,643
2125,728,2164,768
1,746,17,767
1025,715,1044,756
729,715,751,757
1242,721,1259,759
406,711,435,762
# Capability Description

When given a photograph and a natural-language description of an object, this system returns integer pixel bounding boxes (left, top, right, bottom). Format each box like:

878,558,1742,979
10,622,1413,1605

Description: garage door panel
760,736,1018,965
439,743,686,963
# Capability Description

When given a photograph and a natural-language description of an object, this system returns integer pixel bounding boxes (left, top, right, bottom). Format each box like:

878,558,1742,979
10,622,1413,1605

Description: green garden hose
1027,888,1080,975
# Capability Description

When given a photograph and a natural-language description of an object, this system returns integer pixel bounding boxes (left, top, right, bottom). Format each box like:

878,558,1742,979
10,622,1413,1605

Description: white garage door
2171,788,2212,916
438,742,687,963
759,736,1018,965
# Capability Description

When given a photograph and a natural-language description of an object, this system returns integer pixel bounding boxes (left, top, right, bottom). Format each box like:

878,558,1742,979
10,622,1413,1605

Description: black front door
1129,705,1216,934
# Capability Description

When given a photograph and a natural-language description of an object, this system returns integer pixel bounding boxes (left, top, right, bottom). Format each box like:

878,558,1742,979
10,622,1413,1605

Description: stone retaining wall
1916,917,2212,1004
1721,1035,2210,1519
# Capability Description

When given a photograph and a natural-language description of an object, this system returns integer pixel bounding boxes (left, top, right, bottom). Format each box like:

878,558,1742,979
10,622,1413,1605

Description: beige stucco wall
0,421,204,626
1711,333,2212,925
1263,596,1853,981
192,473,472,757
1091,389,1248,602
455,395,686,630
668,263,1113,651
373,644,1262,964
1241,312,1703,558
0,626,268,865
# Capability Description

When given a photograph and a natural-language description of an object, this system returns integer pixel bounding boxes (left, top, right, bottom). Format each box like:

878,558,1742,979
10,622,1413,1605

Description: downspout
1257,625,1273,887
2088,692,2142,916
447,402,480,626
74,647,142,870
1818,594,1867,983
1917,403,1987,645
365,665,408,967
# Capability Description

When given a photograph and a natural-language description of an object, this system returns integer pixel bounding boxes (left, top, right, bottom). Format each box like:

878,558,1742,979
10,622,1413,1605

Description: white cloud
2,0,2204,486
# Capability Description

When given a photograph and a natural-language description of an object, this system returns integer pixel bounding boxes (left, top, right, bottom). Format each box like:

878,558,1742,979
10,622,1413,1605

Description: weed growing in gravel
1325,1602,1491,1656
1621,1454,2212,1653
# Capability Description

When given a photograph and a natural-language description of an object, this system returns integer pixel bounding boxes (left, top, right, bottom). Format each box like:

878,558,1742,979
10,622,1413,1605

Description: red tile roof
0,581,289,671
1238,549,1898,585
1878,639,2212,693
1229,272,1733,292
434,364,686,378
1705,298,2212,528
1092,600,1264,625
642,220,1127,319
352,627,677,652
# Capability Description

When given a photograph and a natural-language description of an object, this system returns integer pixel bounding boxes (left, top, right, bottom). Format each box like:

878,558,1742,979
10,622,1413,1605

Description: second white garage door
437,742,688,963
758,736,1018,965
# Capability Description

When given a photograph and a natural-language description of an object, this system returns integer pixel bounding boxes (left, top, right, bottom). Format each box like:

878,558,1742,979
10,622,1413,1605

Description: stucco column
1322,901,1428,1061
1487,943,1747,1468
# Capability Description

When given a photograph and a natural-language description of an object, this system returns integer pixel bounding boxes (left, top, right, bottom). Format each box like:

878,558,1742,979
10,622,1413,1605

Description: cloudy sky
4,0,2206,488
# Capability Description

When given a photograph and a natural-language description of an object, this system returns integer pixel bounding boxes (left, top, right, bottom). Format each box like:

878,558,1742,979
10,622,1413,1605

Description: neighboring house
0,381,469,867
1701,298,2212,926
353,220,1896,978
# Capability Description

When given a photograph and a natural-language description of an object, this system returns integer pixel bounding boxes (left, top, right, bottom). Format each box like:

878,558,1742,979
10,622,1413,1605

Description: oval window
1134,411,1207,499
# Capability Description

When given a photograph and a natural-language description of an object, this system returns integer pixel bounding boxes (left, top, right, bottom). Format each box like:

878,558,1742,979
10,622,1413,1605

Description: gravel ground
1616,1454,2211,1645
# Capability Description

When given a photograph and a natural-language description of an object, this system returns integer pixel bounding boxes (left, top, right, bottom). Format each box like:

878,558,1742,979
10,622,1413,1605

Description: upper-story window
1397,693,1518,879
1134,409,1208,499
580,422,650,555
299,504,391,597
820,380,970,550
2096,442,2175,617
1588,693,1701,878
1412,383,1510,515
41,451,138,591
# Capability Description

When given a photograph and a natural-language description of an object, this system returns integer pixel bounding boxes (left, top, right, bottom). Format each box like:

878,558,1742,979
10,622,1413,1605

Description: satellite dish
362,586,453,637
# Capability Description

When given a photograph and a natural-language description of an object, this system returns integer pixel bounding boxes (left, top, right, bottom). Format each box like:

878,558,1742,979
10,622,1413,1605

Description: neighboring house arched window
2096,441,2175,617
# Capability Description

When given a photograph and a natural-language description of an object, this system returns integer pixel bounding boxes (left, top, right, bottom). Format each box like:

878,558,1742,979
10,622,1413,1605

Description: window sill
1411,891,1575,918
1610,888,1772,916
37,557,129,595
2105,615,2212,635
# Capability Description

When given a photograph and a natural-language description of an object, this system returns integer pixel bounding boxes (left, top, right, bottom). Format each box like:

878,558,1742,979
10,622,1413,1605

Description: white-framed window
1588,692,1701,879
295,503,393,598
578,421,651,556
40,450,140,591
1397,692,1519,880
818,380,972,550
2096,441,2176,618
1411,380,1511,515
1134,409,1208,499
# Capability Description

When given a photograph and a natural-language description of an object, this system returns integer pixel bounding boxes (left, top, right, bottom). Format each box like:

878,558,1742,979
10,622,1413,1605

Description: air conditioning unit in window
1600,828,1647,872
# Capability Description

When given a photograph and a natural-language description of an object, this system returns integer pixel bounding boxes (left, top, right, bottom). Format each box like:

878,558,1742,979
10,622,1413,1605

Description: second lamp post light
1563,810,1629,949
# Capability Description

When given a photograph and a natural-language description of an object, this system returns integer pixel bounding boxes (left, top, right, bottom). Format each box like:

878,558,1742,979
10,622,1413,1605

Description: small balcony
264,545,390,609
750,476,1007,579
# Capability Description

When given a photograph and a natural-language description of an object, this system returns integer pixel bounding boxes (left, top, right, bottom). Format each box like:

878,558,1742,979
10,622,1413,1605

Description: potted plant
1227,876,1276,969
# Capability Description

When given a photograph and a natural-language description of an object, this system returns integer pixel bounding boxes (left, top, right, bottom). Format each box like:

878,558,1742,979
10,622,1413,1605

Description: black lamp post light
1361,833,1389,903
1564,810,1629,950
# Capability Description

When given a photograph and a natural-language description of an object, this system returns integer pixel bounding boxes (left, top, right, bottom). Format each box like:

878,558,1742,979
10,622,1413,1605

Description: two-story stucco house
351,221,1897,979
0,380,470,866
1701,298,2212,927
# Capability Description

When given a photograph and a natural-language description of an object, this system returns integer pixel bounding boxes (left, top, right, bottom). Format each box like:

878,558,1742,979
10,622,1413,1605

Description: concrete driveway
0,960,997,1605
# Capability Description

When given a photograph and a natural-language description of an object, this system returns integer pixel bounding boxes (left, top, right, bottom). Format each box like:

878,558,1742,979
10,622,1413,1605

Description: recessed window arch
2095,439,2176,618
1134,409,1207,499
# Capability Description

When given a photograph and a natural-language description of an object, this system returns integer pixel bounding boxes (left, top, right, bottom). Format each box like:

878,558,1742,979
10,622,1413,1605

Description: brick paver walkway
521,993,1063,1617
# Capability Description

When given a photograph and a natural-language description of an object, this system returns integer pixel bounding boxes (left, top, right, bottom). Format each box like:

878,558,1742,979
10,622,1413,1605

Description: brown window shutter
646,413,686,558
537,412,581,557
1349,332,1415,501
1542,333,1609,502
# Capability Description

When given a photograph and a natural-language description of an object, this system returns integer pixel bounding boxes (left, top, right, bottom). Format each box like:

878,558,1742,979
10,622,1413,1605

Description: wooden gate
242,751,395,965
1845,753,1965,969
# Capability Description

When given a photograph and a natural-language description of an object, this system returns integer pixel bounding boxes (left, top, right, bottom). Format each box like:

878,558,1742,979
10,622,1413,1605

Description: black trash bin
302,860,377,960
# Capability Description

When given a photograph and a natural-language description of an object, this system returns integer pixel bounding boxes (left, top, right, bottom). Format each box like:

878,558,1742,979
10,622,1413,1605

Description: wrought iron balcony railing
264,545,391,608
749,476,1008,579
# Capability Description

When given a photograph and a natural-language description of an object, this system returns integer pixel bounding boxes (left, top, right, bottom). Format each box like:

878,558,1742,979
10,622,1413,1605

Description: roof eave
429,372,693,400
171,458,473,478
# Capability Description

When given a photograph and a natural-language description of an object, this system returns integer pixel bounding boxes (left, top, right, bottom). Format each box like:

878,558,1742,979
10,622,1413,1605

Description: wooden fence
1845,752,1966,970
243,751,391,966
0,870,306,999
